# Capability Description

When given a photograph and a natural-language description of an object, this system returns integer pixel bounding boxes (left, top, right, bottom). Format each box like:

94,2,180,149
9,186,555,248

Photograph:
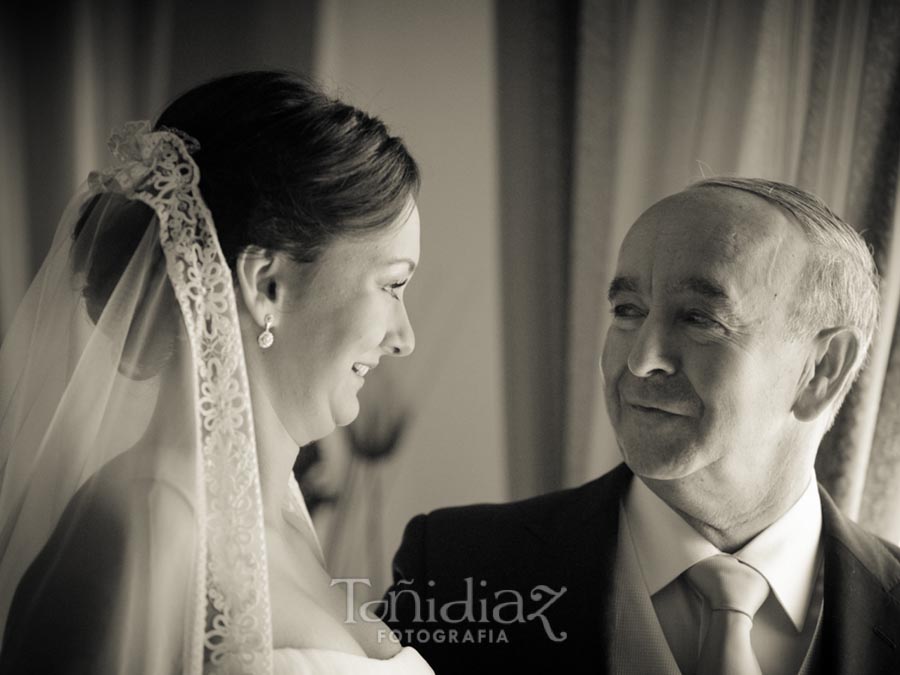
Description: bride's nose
382,303,415,357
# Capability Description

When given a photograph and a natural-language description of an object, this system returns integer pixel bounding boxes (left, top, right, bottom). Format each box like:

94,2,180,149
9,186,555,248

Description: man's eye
611,304,644,319
683,311,721,329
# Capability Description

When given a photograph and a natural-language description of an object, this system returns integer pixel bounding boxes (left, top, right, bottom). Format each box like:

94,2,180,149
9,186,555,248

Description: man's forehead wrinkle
755,212,810,296
763,228,788,290
615,189,799,296
611,218,660,298
699,199,805,324
671,192,793,269
677,187,782,242
609,188,811,341
668,276,730,300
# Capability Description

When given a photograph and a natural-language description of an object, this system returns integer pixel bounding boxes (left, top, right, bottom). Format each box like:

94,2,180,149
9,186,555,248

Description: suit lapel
590,466,633,674
818,486,900,674
516,463,633,674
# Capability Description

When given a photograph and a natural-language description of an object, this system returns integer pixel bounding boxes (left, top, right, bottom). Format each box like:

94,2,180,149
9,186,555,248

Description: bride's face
262,204,420,443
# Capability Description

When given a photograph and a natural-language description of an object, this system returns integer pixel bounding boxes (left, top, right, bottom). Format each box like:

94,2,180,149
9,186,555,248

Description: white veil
0,122,274,673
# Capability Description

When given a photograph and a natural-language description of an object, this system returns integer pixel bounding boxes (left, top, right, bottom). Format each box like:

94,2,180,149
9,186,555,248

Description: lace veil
0,122,274,673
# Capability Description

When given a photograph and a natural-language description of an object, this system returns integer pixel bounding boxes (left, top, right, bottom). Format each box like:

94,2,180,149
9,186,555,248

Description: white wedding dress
275,478,435,675
272,646,432,675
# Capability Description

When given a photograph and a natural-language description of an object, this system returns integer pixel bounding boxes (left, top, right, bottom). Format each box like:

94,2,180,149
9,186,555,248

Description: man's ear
793,326,862,422
234,248,281,327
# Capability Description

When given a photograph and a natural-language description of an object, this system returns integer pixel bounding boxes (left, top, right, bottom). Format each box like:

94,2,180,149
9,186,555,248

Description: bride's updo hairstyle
72,70,420,376
157,70,421,268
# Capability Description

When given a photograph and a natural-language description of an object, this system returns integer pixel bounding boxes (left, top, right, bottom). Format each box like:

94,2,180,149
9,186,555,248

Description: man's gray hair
689,176,880,411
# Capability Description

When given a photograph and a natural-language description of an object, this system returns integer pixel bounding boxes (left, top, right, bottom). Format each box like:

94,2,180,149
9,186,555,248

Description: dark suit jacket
384,464,900,674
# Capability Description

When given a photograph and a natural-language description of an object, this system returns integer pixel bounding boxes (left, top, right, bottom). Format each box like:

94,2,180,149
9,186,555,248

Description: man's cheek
601,331,629,378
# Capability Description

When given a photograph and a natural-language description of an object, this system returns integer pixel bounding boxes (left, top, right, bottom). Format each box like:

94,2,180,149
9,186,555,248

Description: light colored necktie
686,554,770,675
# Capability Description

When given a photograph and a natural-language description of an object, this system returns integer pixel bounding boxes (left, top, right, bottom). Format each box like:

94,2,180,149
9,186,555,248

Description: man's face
601,187,813,487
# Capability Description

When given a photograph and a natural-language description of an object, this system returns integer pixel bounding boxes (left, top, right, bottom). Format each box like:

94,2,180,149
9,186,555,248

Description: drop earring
257,314,274,349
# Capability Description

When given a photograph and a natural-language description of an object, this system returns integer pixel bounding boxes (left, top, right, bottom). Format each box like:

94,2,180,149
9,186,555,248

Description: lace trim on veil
90,121,274,675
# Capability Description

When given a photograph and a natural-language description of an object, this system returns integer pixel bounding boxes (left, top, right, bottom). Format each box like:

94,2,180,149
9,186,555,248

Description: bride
0,71,432,674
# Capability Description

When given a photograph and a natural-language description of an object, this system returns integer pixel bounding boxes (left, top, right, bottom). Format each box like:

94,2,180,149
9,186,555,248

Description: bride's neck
249,376,308,525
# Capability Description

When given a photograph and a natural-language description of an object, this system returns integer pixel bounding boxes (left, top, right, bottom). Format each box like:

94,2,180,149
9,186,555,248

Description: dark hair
71,192,181,379
71,70,419,376
155,70,420,268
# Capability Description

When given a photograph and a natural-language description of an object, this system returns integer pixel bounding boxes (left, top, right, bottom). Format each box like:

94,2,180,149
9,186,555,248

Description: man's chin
618,440,701,481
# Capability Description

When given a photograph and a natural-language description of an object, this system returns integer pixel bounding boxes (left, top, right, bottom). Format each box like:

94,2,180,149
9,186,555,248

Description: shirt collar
624,474,822,631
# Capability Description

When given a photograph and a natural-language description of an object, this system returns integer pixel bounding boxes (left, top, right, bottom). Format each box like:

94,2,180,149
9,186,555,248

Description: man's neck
640,468,815,553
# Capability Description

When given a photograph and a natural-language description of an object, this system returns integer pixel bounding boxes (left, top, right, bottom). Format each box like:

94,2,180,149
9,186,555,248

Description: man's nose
626,315,676,377
383,303,415,357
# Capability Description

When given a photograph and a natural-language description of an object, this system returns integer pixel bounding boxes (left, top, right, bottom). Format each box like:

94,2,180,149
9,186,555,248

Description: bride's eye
385,279,409,300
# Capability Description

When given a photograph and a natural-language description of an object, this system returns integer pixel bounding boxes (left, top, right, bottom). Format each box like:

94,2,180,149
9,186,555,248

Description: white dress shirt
622,475,823,675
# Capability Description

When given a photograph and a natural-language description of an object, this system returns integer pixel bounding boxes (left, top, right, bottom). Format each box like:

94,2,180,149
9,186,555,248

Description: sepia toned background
2,0,899,595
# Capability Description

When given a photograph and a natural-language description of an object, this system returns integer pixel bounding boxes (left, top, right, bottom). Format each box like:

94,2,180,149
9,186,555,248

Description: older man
383,178,900,674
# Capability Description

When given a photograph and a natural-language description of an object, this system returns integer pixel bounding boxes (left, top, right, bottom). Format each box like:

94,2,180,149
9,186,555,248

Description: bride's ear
234,247,281,327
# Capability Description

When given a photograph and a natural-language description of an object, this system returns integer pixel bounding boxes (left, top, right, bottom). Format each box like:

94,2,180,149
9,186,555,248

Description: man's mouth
627,401,689,416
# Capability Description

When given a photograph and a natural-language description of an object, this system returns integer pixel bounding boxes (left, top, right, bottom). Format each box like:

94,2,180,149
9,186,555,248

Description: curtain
0,0,318,340
811,0,900,541
496,0,579,499
1,0,173,337
559,0,900,540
